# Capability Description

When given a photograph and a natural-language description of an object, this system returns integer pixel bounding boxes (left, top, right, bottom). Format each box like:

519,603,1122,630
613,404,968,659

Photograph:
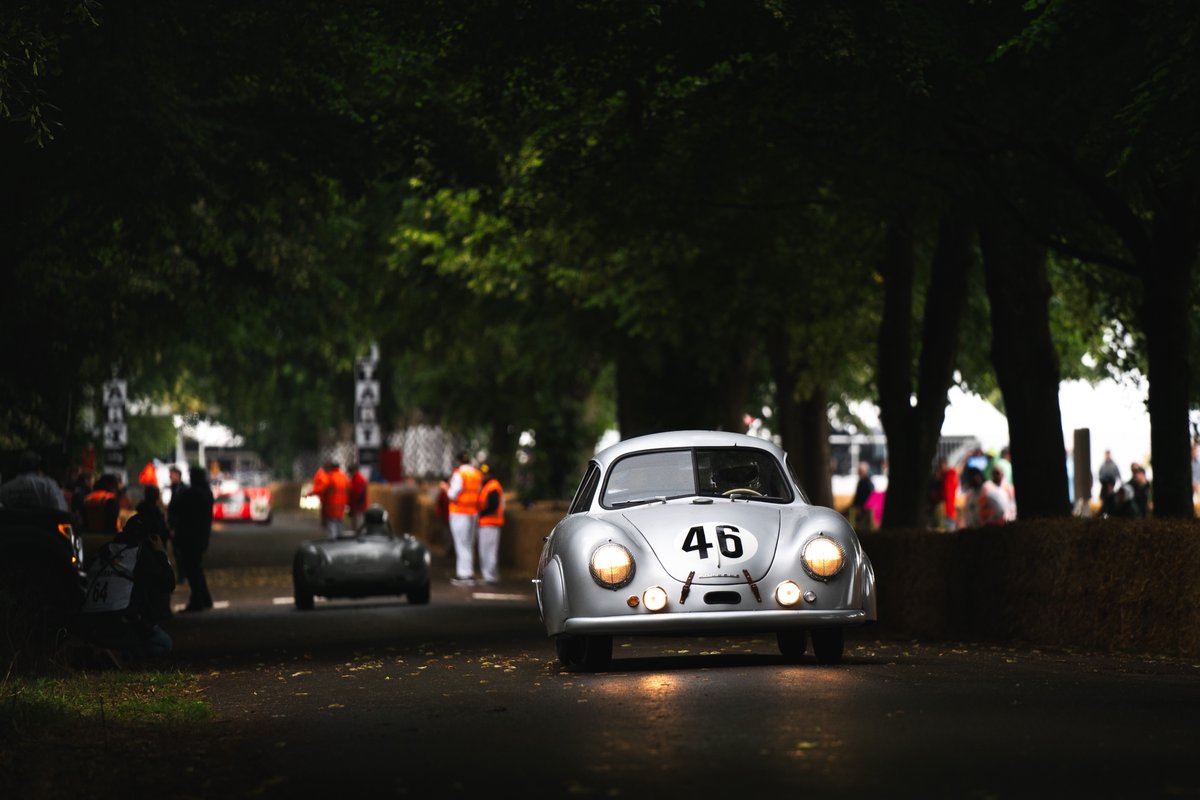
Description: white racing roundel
673,522,759,565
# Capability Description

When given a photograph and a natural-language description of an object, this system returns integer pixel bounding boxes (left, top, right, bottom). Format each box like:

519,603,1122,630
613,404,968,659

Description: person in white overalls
76,513,176,664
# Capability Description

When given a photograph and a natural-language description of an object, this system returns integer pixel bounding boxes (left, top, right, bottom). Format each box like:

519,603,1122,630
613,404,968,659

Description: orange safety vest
311,468,329,498
321,469,351,520
448,465,483,515
478,478,505,528
83,490,116,533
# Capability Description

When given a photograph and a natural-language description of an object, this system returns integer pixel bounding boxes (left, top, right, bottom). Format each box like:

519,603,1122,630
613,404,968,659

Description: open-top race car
534,430,877,670
292,505,431,609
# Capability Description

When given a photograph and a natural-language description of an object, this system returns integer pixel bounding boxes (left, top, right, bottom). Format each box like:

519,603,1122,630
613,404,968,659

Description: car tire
292,554,315,610
811,627,844,665
777,629,807,662
407,582,431,605
555,634,612,671
294,581,314,610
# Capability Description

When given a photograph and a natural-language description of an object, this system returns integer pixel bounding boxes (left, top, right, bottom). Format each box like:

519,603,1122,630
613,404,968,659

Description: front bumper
562,608,869,636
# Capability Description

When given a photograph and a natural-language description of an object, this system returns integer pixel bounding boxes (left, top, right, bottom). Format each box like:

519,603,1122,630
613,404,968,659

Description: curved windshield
600,447,792,509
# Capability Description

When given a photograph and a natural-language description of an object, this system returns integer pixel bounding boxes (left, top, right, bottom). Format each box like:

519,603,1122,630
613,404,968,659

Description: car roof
592,430,788,471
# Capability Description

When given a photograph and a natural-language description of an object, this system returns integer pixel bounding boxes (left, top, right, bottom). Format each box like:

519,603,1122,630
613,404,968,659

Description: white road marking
472,592,530,601
173,593,527,611
173,601,232,611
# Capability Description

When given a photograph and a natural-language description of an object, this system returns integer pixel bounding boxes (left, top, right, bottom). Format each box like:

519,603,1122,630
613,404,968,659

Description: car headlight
801,535,845,580
590,543,634,589
775,580,803,607
642,585,669,612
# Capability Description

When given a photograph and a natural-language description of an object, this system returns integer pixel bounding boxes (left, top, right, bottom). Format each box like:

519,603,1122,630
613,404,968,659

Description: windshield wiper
611,495,668,507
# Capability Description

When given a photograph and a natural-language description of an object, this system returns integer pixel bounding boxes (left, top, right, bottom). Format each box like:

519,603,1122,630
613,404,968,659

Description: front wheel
293,581,314,610
777,629,807,662
555,634,612,671
811,627,844,665
292,553,314,610
407,581,431,605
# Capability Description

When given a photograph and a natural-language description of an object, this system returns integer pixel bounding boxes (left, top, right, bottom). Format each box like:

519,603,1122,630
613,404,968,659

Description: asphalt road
160,513,1200,799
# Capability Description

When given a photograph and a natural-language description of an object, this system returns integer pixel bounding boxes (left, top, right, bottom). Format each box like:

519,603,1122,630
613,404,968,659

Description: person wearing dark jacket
76,512,176,665
842,462,875,530
173,466,214,611
135,484,174,620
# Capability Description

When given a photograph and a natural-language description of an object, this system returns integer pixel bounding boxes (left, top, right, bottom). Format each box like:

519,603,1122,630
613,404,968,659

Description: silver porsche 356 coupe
292,505,431,609
534,430,877,669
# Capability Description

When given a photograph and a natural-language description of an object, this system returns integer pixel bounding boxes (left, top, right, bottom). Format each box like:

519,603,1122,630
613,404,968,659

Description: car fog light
802,536,845,580
643,586,668,612
590,543,634,588
775,580,802,607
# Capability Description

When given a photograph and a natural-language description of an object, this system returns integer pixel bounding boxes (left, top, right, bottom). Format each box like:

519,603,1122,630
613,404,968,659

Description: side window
568,463,601,514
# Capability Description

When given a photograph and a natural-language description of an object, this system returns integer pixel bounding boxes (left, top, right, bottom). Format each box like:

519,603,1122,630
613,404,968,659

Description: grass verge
1,668,213,798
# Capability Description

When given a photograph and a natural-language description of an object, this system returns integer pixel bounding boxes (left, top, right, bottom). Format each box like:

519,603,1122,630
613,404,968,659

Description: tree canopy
2,1,1196,517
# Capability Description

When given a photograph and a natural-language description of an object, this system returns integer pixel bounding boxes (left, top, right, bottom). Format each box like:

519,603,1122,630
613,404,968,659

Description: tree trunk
767,339,834,508
978,214,1071,518
616,336,747,438
797,389,834,508
879,212,974,529
876,218,917,527
488,416,517,485
1140,190,1198,518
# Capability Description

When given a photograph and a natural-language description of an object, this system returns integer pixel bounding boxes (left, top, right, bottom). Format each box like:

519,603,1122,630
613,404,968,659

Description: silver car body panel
536,430,877,638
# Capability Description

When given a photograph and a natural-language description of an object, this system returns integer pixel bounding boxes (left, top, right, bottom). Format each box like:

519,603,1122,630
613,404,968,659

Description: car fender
539,555,567,634
775,505,875,613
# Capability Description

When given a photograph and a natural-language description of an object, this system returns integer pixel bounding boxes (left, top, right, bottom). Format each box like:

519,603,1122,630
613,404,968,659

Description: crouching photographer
74,512,176,666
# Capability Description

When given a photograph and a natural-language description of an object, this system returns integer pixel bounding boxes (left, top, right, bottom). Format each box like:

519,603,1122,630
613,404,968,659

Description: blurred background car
292,505,431,609
212,479,273,525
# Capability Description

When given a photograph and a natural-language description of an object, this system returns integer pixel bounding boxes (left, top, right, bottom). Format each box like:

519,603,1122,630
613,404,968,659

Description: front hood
317,539,398,568
617,501,781,585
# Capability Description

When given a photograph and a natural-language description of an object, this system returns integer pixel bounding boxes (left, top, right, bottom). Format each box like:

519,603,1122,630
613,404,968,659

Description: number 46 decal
680,523,758,563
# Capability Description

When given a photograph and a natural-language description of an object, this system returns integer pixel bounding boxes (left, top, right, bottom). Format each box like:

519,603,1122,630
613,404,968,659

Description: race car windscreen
601,447,792,508
696,448,791,501
602,450,695,507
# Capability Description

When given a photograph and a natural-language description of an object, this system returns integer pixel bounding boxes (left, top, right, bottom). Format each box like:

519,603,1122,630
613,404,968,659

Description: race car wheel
294,581,314,610
292,555,315,610
811,626,844,665
555,634,612,671
777,629,807,662
407,582,431,605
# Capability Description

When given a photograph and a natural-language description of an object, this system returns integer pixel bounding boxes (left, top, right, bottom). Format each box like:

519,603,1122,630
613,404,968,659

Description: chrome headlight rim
774,579,803,607
800,534,846,582
642,585,669,612
589,542,635,589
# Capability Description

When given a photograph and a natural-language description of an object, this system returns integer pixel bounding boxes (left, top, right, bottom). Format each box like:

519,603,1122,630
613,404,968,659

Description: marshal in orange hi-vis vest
448,464,482,515
478,477,505,527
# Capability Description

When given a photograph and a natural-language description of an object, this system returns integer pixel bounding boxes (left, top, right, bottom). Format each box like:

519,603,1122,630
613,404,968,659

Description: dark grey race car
292,506,431,609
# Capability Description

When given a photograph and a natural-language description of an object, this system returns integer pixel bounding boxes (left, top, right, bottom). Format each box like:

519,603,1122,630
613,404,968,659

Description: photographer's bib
82,543,139,613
